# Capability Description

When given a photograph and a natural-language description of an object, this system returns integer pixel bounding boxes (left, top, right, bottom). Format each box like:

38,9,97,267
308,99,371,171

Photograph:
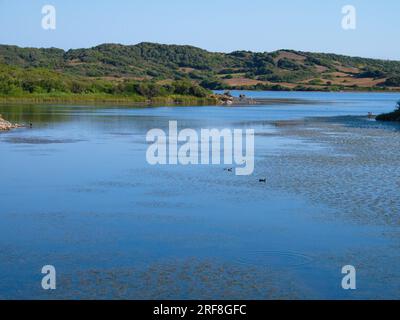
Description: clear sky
0,0,399,60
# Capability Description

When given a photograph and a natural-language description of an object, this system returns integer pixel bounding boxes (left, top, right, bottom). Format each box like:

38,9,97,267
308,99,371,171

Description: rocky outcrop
0,114,21,131
212,94,234,105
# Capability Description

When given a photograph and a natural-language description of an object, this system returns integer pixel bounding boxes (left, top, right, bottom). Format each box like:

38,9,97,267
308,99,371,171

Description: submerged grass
0,93,219,106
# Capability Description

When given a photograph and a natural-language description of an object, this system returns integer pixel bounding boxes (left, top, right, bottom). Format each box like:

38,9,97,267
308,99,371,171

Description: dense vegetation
1,42,400,103
0,63,211,103
376,101,400,122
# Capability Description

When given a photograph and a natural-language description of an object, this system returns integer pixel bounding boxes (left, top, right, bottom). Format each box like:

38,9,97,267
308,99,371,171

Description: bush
200,78,226,90
381,77,400,87
376,100,400,121
277,58,301,71
356,69,386,79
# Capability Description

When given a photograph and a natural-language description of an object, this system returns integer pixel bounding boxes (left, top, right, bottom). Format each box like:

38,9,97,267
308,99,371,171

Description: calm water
0,91,399,299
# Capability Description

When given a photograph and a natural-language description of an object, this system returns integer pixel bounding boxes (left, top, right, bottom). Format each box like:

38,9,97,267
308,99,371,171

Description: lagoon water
0,91,399,299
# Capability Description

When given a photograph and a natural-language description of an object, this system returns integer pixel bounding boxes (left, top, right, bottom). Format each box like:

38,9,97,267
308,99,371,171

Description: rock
213,94,234,105
0,114,21,131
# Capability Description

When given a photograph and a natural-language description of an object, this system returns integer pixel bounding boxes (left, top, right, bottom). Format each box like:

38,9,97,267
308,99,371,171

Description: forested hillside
1,42,400,98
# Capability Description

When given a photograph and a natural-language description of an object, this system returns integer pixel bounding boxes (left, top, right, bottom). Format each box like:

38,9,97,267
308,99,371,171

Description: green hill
1,42,400,100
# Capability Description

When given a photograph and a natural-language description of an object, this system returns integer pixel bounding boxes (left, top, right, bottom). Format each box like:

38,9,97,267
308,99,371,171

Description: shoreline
0,114,23,131
222,87,400,94
1,89,399,106
0,95,219,107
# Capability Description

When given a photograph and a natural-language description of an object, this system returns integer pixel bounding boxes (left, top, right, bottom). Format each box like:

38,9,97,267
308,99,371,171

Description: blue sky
0,0,399,59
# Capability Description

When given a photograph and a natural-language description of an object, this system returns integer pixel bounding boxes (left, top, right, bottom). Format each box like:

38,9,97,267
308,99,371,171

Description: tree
200,78,225,90
383,77,400,87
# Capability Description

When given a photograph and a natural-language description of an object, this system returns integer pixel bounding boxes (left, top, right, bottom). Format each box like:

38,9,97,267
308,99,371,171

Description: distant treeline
2,43,400,82
201,80,391,92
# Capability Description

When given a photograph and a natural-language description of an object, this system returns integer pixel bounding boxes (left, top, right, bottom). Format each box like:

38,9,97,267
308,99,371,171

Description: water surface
0,91,399,299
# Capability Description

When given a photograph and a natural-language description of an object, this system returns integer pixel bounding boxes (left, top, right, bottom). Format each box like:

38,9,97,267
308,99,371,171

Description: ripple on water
236,250,315,269
2,136,84,144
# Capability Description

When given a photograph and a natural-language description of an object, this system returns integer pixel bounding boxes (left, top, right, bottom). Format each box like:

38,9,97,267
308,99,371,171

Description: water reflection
0,91,399,299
